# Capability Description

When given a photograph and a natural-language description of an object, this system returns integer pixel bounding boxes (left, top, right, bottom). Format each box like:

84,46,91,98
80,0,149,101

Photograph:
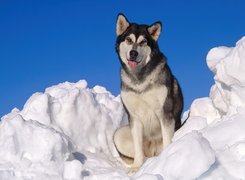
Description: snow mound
1,36,245,179
135,132,215,179
20,80,124,155
0,80,127,179
207,36,245,116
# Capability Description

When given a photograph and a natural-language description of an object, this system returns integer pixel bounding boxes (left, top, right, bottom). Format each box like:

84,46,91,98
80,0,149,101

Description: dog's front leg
129,119,144,173
160,118,175,149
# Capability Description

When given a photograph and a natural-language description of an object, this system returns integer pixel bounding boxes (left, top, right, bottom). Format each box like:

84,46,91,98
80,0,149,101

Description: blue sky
0,0,245,117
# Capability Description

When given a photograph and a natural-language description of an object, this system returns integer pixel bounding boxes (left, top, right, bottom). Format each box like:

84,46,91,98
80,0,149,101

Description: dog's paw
127,165,140,174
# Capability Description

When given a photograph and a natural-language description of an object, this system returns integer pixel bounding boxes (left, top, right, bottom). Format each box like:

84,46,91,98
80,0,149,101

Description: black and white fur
113,13,183,172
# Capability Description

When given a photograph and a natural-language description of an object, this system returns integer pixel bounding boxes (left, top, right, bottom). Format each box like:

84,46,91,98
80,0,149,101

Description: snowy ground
1,37,245,180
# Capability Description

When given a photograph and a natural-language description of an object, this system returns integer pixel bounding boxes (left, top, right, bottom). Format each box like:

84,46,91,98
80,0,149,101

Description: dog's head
116,13,162,70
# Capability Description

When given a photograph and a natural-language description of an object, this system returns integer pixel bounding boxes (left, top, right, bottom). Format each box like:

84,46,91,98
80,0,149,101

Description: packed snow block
173,116,208,141
189,97,221,124
0,112,73,180
0,80,126,179
63,160,83,179
21,80,125,157
202,110,245,151
207,37,245,115
0,114,71,163
134,132,215,180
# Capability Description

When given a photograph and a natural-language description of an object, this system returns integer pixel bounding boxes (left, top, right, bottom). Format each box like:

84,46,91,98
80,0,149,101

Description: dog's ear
147,22,162,41
116,13,130,36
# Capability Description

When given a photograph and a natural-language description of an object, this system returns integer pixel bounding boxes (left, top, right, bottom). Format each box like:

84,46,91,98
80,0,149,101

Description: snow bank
0,80,127,179
1,36,245,179
135,132,215,179
20,80,125,156
172,36,245,179
207,37,245,116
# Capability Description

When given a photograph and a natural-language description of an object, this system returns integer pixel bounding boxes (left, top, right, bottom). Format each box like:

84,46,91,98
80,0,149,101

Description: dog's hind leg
114,126,134,160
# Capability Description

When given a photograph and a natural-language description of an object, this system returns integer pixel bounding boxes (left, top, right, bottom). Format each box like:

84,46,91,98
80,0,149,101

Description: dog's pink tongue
128,61,137,68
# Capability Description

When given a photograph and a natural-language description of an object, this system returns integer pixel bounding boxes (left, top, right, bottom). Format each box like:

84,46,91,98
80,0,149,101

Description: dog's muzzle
127,50,139,68
129,50,138,60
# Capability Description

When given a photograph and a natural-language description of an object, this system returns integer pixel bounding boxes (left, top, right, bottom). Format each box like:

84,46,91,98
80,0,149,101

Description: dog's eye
126,37,133,45
139,39,147,46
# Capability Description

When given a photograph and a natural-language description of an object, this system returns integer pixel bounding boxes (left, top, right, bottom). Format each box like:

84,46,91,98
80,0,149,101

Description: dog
113,13,183,172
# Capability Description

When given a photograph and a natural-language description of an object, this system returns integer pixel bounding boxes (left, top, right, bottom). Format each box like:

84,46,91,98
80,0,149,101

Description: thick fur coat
113,14,183,172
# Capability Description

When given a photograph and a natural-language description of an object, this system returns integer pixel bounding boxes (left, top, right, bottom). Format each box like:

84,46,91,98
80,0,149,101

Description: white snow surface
1,37,245,180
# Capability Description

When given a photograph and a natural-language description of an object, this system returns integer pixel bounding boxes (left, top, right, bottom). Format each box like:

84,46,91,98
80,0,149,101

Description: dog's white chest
121,86,168,137
121,86,167,114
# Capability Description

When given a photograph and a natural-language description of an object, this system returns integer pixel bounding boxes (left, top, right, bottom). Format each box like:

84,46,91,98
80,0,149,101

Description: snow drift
1,37,245,180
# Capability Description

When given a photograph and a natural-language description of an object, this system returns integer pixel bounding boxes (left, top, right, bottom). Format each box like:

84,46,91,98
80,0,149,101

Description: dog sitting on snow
113,13,183,172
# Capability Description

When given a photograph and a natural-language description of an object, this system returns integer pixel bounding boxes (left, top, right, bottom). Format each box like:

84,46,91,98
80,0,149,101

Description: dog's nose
129,50,138,60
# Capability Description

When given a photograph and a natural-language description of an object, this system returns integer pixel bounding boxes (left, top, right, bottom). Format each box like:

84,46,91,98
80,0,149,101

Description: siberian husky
113,13,183,172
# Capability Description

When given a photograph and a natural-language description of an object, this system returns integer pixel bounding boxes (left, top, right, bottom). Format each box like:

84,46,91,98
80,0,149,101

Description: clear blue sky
1,0,245,117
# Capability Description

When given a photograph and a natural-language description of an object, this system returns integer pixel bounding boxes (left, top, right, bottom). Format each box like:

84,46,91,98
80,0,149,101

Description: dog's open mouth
128,60,139,68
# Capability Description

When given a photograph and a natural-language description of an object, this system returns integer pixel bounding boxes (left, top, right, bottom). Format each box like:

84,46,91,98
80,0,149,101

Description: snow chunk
0,80,126,179
0,114,72,179
0,114,71,163
206,46,231,73
189,97,221,124
21,80,124,156
135,132,215,180
63,160,83,179
207,36,245,115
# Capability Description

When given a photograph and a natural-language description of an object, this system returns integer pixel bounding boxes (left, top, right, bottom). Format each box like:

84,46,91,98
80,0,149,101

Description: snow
1,36,245,179
135,131,215,180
